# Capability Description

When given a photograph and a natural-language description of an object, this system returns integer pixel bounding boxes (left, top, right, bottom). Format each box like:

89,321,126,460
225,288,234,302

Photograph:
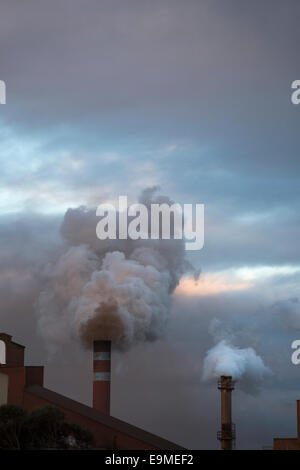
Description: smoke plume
202,339,272,394
36,188,193,352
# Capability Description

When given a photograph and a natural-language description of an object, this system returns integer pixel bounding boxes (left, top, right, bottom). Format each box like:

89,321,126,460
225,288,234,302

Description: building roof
0,333,25,349
25,385,184,450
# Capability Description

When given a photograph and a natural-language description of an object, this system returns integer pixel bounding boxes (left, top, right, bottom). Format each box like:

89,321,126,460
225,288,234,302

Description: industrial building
0,332,183,450
273,401,300,450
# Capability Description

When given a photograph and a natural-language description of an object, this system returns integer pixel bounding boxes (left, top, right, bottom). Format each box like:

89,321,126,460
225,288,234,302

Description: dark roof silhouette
25,385,184,450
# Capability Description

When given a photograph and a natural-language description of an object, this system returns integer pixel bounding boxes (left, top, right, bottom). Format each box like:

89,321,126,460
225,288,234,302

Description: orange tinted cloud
175,275,253,297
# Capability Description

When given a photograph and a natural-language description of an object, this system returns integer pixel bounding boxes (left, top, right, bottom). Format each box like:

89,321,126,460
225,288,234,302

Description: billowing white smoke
202,340,272,394
36,189,193,352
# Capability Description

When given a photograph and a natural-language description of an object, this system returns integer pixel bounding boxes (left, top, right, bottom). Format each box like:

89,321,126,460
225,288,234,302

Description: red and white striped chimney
93,340,111,415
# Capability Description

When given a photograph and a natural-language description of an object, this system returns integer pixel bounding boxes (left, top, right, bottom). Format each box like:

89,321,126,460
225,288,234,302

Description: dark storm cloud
1,0,300,210
0,0,299,138
1,0,300,450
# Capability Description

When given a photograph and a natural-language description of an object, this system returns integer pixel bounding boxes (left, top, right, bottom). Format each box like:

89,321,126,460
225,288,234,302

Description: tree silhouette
0,404,94,449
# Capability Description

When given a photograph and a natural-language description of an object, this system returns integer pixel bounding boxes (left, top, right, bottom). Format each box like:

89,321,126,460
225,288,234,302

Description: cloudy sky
1,0,300,449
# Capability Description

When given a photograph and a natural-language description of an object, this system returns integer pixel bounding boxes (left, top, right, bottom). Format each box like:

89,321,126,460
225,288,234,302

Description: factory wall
274,401,300,450
0,332,182,450
0,372,8,406
23,388,161,450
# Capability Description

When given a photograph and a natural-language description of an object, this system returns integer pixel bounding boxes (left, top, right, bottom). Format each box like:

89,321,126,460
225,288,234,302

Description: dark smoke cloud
36,189,194,352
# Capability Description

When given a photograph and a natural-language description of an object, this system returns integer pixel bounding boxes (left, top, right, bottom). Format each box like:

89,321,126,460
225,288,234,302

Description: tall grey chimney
217,376,235,450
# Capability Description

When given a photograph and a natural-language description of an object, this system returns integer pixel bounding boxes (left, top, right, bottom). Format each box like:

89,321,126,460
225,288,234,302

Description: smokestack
93,340,111,415
217,376,235,450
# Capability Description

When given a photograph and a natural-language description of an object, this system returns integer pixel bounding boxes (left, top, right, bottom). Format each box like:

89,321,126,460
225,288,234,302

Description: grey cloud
1,0,300,450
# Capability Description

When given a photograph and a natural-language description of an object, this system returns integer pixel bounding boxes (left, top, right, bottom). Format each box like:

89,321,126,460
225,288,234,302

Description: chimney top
218,376,235,391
